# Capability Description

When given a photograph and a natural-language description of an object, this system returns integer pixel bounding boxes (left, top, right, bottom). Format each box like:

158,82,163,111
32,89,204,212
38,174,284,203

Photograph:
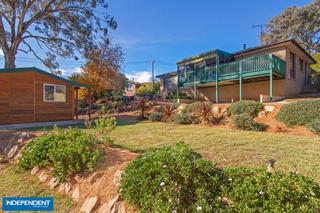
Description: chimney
243,44,247,50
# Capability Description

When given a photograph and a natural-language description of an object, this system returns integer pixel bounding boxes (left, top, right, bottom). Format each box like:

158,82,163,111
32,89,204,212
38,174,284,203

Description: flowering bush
120,143,225,212
19,127,104,182
222,167,320,212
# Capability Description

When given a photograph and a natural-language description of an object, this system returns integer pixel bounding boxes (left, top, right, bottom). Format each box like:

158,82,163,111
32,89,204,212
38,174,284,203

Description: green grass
110,119,320,183
0,165,73,213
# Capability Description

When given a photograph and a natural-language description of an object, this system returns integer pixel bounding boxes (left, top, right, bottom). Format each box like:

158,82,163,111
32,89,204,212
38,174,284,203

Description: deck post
269,54,273,101
239,61,243,101
75,88,79,120
88,87,92,121
215,54,219,103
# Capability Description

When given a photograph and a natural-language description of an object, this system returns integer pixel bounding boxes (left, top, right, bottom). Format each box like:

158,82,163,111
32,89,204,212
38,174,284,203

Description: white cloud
0,49,3,56
126,71,152,83
60,67,82,77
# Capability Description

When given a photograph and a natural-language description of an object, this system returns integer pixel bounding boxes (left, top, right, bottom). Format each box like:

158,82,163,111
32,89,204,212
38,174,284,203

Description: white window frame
43,83,66,102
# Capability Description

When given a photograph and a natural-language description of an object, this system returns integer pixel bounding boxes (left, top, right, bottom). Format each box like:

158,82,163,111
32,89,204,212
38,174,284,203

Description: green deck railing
178,54,286,87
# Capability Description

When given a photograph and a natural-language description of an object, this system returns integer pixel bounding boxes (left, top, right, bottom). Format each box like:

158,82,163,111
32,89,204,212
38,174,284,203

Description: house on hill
0,67,90,125
157,39,317,102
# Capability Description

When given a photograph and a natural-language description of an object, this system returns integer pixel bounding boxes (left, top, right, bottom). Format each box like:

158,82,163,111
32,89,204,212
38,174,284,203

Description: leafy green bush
172,113,193,124
19,128,104,182
222,167,320,212
232,113,263,131
277,100,320,127
307,119,320,135
149,112,163,122
182,101,205,113
227,101,263,118
120,143,225,212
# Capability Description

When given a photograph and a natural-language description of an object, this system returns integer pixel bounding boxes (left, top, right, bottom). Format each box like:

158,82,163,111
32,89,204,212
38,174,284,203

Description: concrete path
0,120,84,130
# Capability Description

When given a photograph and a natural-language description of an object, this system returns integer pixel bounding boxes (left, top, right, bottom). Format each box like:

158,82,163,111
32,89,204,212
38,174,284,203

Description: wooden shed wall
0,71,74,125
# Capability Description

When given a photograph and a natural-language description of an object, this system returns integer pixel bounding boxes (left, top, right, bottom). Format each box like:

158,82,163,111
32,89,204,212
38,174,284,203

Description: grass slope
111,120,320,183
0,165,73,212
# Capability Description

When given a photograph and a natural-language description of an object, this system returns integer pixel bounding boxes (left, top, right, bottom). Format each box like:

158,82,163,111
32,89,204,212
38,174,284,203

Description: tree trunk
4,53,16,68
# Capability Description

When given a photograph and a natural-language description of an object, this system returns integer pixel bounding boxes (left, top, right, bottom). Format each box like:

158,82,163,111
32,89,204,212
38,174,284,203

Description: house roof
156,71,177,79
234,39,316,64
0,67,89,88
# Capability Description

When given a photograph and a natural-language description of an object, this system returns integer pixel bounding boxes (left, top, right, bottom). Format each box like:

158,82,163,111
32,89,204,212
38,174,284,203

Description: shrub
222,167,320,212
19,128,104,182
149,112,163,122
227,101,263,118
277,100,320,127
120,143,225,212
172,113,192,125
232,113,262,131
182,101,204,113
307,119,320,134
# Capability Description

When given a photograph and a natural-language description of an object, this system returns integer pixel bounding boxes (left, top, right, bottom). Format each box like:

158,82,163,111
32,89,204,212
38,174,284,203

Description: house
124,79,141,98
0,67,89,125
157,39,316,102
156,71,177,99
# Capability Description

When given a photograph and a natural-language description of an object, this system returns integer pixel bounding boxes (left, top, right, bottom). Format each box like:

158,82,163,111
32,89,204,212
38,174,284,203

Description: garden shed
0,67,90,125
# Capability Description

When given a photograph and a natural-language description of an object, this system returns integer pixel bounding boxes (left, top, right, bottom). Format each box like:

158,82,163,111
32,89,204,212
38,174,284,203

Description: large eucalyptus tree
0,0,117,68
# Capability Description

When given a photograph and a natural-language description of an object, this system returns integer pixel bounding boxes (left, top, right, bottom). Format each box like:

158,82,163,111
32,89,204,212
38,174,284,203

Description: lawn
111,118,320,183
0,165,73,213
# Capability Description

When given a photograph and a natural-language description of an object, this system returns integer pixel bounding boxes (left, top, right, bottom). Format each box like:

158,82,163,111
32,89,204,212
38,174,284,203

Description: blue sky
0,0,312,81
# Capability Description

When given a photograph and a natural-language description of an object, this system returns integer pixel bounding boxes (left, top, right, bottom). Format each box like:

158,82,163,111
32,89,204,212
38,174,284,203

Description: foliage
307,119,320,135
222,167,320,212
182,101,203,114
311,53,320,73
149,112,163,122
172,113,193,125
162,104,179,121
195,102,223,125
120,143,225,213
277,100,320,127
262,0,320,53
137,99,147,120
227,101,263,118
19,128,104,182
232,114,263,131
136,82,160,96
0,1,117,68
78,43,125,99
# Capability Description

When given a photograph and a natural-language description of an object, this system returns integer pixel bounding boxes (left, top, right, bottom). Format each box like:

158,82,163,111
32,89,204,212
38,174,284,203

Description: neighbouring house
156,71,177,99
124,79,140,98
157,39,317,103
0,67,90,125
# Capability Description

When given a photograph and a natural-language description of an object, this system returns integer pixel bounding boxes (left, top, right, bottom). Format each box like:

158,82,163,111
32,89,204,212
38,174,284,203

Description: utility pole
252,24,266,42
151,60,155,93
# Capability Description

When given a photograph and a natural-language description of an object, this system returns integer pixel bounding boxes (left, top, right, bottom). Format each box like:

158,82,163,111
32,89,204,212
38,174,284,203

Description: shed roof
0,67,89,88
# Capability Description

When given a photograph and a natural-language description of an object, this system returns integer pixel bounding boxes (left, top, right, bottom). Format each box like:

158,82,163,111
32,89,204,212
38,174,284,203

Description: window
290,52,296,79
127,83,134,91
43,84,66,102
299,59,304,72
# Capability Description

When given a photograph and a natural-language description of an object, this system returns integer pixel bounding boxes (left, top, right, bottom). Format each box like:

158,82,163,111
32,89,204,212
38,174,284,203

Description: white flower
196,206,202,211
172,210,177,213
163,165,167,168
259,191,265,195
228,178,232,182
160,182,165,187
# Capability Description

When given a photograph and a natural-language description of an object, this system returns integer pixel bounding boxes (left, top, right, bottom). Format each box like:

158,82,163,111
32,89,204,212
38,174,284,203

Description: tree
79,41,126,99
262,0,320,53
136,82,160,96
0,0,117,68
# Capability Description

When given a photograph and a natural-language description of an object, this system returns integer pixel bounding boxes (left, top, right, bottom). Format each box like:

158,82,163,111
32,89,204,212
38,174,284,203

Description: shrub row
19,128,104,182
227,100,263,118
121,143,320,212
277,100,320,127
